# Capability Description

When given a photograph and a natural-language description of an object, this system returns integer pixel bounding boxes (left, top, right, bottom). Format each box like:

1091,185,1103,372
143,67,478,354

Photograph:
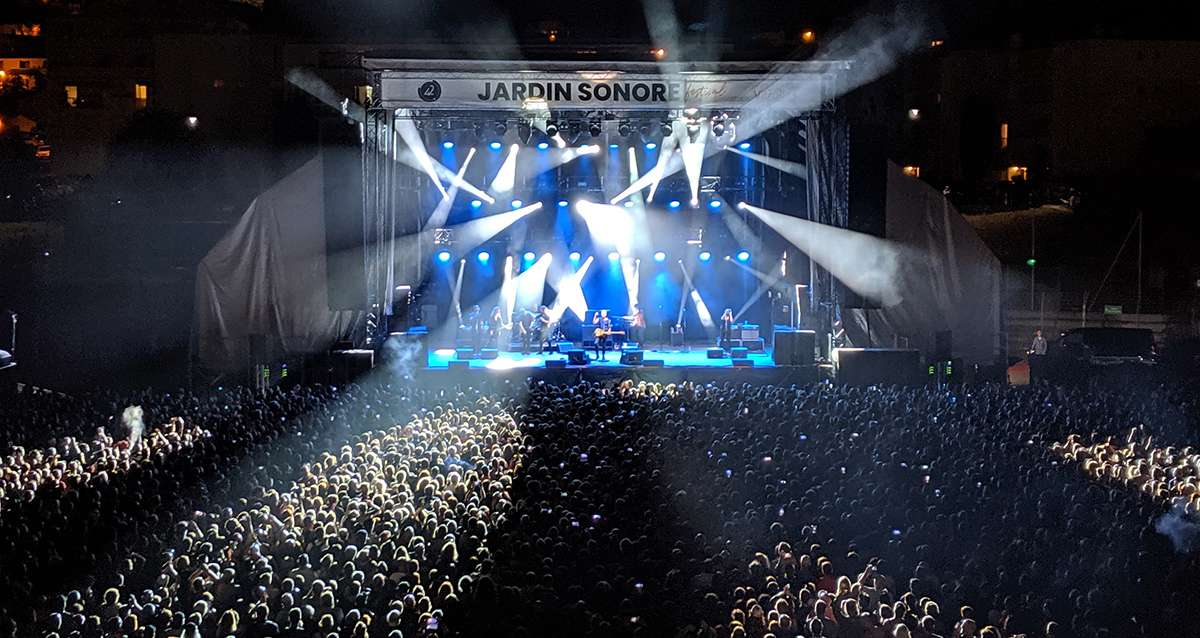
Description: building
896,39,1200,188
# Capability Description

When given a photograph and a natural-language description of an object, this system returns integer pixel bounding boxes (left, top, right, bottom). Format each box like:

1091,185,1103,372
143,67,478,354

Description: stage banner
378,71,831,110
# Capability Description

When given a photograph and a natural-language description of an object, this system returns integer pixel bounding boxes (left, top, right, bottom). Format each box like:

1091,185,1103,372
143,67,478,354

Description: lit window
902,165,921,177
134,83,148,103
907,108,921,121
930,39,945,47
355,85,373,105
65,85,78,107
19,60,30,69
1000,122,1009,149
801,30,816,44
1006,166,1028,181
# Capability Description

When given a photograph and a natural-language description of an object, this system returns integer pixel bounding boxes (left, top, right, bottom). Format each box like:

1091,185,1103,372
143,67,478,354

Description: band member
625,304,646,346
464,304,483,351
518,309,537,354
719,308,735,348
592,309,613,360
536,305,553,352
488,306,509,349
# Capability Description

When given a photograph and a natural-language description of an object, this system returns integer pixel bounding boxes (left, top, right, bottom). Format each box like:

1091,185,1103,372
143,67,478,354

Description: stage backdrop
844,162,1002,365
195,156,359,372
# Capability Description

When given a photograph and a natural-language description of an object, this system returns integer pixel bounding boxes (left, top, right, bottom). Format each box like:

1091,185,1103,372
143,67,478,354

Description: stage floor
427,347,776,370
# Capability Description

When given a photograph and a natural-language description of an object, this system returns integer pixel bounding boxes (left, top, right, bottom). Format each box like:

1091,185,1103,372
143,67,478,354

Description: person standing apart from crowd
719,308,735,349
625,304,646,346
1028,328,1048,381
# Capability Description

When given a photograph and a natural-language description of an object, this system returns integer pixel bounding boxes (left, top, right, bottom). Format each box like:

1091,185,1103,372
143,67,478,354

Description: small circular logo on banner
418,81,442,102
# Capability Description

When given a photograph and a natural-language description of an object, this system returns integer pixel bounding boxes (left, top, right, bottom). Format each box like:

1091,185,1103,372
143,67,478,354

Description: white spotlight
490,144,520,193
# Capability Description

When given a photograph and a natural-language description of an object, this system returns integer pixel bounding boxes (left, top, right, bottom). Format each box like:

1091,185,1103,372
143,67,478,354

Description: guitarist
591,309,614,361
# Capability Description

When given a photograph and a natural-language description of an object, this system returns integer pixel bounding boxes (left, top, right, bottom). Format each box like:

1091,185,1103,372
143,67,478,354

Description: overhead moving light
523,251,536,262
668,200,681,210
470,199,483,209
569,251,581,262
489,141,503,151
511,199,524,208
557,200,569,208
698,251,712,262
653,251,667,262
436,250,452,263
738,142,752,151
477,251,491,264
608,251,620,262
644,142,657,150
442,141,455,149
537,141,550,150
736,250,751,262
708,199,723,210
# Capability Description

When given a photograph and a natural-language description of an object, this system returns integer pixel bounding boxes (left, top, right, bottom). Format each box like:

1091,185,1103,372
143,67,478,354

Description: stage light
708,199,723,210
488,141,503,151
537,141,549,150
653,251,666,262
699,251,712,262
608,143,619,150
738,142,752,150
736,250,751,262
436,250,452,263
511,199,523,208
542,252,552,260
442,141,455,149
470,199,483,209
623,201,635,208
608,251,620,262
523,251,536,262
668,200,681,210
645,142,657,150
569,251,581,262
477,251,491,264
557,199,569,208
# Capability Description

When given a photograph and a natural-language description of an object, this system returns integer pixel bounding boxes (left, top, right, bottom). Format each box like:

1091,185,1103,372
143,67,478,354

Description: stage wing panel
195,156,359,372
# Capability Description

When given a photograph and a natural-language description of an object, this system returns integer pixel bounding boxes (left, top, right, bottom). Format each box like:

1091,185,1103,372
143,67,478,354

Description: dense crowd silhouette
1,376,1198,637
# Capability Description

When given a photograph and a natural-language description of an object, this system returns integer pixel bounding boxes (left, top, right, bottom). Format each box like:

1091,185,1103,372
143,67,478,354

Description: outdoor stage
427,346,776,369
419,345,825,386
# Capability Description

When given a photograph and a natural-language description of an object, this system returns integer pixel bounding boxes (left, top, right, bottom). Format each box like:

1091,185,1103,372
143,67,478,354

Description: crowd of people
0,375,1198,637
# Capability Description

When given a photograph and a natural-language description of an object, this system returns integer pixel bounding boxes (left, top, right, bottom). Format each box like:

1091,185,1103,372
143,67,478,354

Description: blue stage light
436,250,452,263
470,199,483,209
623,201,635,208
477,251,491,264
557,200,569,208
738,142,751,150
698,251,712,262
569,251,581,262
668,200,681,210
653,251,666,262
609,143,619,150
645,142,657,150
442,141,455,150
489,141,503,151
708,199,723,210
608,251,620,262
523,251,536,262
511,199,523,209
537,142,549,150
736,250,751,262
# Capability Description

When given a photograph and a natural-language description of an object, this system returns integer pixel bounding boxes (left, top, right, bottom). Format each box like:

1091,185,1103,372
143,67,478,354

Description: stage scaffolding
358,60,850,346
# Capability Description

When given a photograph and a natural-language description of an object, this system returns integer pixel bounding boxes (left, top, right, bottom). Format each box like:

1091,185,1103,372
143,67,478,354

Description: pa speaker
732,358,754,367
707,348,726,359
479,348,499,360
643,359,665,368
619,350,644,365
835,348,920,385
567,349,589,365
545,359,567,369
773,330,816,366
320,118,367,310
447,360,469,370
455,348,475,360
730,347,749,358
